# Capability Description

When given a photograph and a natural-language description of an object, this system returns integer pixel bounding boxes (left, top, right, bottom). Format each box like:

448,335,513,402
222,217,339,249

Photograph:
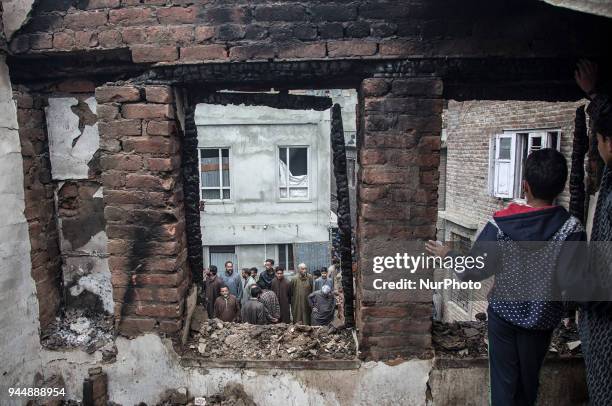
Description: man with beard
219,260,242,303
291,263,313,325
258,258,275,290
240,267,256,307
309,285,336,327
204,266,224,318
272,266,292,323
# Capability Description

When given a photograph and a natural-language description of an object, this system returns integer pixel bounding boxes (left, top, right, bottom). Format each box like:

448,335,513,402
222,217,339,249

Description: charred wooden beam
331,103,355,328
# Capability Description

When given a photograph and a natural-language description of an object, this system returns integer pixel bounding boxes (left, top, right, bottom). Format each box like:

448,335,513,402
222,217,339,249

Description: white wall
0,54,43,398
196,103,332,246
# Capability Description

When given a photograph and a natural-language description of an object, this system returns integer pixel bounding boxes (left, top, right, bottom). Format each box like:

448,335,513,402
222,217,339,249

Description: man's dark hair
241,268,250,274
275,266,285,272
256,279,266,290
314,269,322,278
265,258,274,265
594,109,612,139
224,260,233,267
524,148,568,201
251,286,262,298
209,265,218,275
249,267,258,273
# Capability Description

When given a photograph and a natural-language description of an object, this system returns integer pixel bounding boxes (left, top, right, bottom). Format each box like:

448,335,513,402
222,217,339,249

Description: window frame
199,147,232,203
277,145,311,202
278,243,295,271
489,129,562,200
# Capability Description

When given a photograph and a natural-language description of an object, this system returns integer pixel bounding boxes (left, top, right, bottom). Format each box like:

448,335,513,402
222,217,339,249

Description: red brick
145,26,194,45
362,78,391,97
195,26,215,42
146,157,180,172
122,103,174,119
64,11,108,30
133,285,181,302
379,39,418,57
99,120,142,137
229,44,275,61
56,79,96,93
146,120,177,136
125,174,174,191
156,6,196,24
100,154,143,171
96,86,141,103
159,319,182,334
30,34,53,50
53,32,75,50
328,40,377,57
133,269,186,287
109,8,154,25
180,45,227,61
122,137,179,155
131,45,178,63
107,239,131,255
119,317,156,336
75,31,98,48
278,42,326,59
98,30,123,48
133,301,183,318
120,27,147,44
145,86,173,104
96,104,120,120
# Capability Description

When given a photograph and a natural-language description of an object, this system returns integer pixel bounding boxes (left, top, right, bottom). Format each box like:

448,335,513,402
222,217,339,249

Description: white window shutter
493,134,516,199
487,135,496,196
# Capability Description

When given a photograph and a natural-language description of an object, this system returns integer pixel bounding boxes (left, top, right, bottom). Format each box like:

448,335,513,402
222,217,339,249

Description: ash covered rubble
433,317,582,358
41,308,115,355
186,317,357,361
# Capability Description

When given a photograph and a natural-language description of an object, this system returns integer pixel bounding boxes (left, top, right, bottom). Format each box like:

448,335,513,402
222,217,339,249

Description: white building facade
195,102,332,271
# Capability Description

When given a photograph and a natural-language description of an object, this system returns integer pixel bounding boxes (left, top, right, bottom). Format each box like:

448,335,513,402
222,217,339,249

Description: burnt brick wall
356,77,442,360
9,0,612,63
15,88,62,331
96,84,190,336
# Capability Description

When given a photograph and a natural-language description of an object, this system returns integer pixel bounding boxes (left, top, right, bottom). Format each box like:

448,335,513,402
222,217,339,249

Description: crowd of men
203,259,344,327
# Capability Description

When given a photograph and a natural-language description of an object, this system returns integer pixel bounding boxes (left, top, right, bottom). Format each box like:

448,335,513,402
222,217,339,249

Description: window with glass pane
278,147,309,199
200,148,230,200
278,243,294,270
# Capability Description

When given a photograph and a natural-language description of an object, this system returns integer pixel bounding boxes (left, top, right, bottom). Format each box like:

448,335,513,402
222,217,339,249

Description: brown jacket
214,294,240,322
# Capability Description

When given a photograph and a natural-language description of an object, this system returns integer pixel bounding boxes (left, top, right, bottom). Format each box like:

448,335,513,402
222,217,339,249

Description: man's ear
604,135,612,153
523,180,531,197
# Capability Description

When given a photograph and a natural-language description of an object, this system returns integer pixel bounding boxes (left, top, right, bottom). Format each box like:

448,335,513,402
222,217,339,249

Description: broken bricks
188,319,356,361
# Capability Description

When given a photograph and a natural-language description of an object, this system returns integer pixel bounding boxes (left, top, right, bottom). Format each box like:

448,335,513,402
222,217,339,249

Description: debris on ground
185,319,356,360
549,322,581,356
434,319,583,358
157,383,257,406
41,309,114,353
433,320,488,357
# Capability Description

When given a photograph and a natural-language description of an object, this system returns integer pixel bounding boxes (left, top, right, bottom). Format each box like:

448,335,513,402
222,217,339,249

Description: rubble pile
187,319,356,360
433,319,583,358
433,320,488,357
41,309,114,353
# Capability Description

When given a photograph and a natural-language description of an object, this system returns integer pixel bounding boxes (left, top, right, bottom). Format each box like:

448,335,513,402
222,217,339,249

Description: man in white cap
308,284,336,327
